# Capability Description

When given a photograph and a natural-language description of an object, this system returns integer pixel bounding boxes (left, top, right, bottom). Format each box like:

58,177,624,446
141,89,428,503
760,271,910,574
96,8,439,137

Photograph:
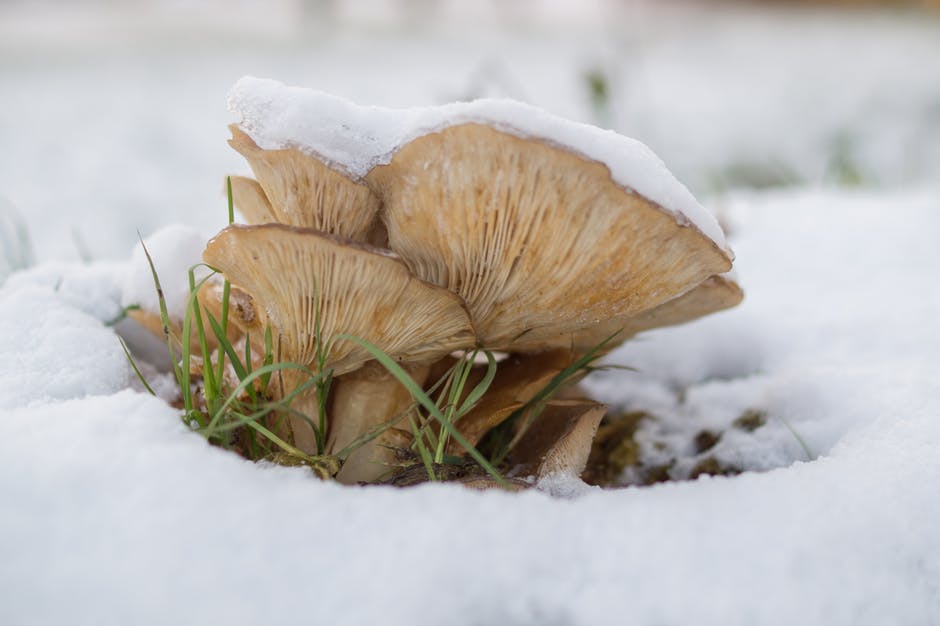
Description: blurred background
1,0,939,263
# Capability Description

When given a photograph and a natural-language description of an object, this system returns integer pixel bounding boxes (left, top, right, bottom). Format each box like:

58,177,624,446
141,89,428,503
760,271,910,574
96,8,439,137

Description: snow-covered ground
2,186,938,625
1,2,939,625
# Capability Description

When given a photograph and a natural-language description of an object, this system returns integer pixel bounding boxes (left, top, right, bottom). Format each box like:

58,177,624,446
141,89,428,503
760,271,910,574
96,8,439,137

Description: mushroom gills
368,122,732,352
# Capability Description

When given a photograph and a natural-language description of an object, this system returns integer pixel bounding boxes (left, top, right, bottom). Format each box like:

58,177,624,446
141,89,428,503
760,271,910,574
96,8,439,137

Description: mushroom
225,127,428,480
444,350,577,454
202,223,476,454
228,126,383,242
366,122,733,353
196,278,268,342
510,273,744,354
325,360,430,484
360,123,737,478
190,278,271,397
509,399,607,480
213,81,741,484
229,175,277,225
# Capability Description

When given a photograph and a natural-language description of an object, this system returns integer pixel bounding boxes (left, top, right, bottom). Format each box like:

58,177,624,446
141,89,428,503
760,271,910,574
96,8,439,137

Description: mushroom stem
327,361,431,484
271,366,327,455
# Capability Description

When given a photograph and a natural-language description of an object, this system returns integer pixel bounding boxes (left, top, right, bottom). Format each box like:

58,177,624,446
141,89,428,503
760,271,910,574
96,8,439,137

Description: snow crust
228,77,729,251
1,188,938,625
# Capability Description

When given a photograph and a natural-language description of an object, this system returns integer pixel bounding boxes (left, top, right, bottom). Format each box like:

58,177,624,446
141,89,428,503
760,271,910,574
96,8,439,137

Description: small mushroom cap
511,273,744,353
228,125,382,241
228,175,277,225
128,307,220,358
195,278,269,346
367,123,733,352
510,399,607,479
202,223,476,377
448,350,579,454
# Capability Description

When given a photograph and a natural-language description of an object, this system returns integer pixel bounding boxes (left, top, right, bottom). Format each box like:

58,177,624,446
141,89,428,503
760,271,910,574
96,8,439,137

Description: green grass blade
183,269,219,414
410,415,437,481
244,330,254,375
261,326,274,391
335,334,506,486
226,176,235,225
458,350,497,414
205,310,256,403
215,175,235,383
118,337,155,396
216,279,232,386
137,234,186,406
205,361,319,435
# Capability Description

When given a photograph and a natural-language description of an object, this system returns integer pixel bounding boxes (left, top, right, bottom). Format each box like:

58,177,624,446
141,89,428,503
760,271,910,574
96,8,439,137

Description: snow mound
228,76,728,251
1,188,938,624
0,271,130,409
121,225,207,320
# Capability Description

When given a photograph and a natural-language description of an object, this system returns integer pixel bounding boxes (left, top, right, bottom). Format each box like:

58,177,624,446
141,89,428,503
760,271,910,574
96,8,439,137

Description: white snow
2,3,940,624
1,187,938,625
228,76,729,251
121,225,208,321
0,267,130,409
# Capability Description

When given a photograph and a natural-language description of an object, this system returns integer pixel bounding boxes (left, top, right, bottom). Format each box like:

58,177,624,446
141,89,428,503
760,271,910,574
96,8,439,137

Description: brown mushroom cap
202,223,476,376
447,350,579,454
196,278,269,343
510,273,744,354
510,399,607,479
229,175,277,225
366,123,733,352
228,125,382,241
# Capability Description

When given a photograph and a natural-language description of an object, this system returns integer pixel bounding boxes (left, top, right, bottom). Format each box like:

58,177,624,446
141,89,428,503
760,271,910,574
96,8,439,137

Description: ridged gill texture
366,123,733,352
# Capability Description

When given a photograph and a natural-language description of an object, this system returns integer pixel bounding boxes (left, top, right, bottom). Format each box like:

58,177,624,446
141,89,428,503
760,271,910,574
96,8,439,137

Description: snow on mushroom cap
227,76,729,252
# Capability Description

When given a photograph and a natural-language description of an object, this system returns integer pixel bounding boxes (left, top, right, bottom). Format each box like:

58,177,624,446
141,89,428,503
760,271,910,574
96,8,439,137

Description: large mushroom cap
511,273,744,354
228,126,382,241
202,223,476,376
569,273,743,351
366,123,733,352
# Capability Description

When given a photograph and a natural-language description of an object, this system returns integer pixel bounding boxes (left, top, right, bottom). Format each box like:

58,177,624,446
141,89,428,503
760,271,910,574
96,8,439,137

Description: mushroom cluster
190,81,741,486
